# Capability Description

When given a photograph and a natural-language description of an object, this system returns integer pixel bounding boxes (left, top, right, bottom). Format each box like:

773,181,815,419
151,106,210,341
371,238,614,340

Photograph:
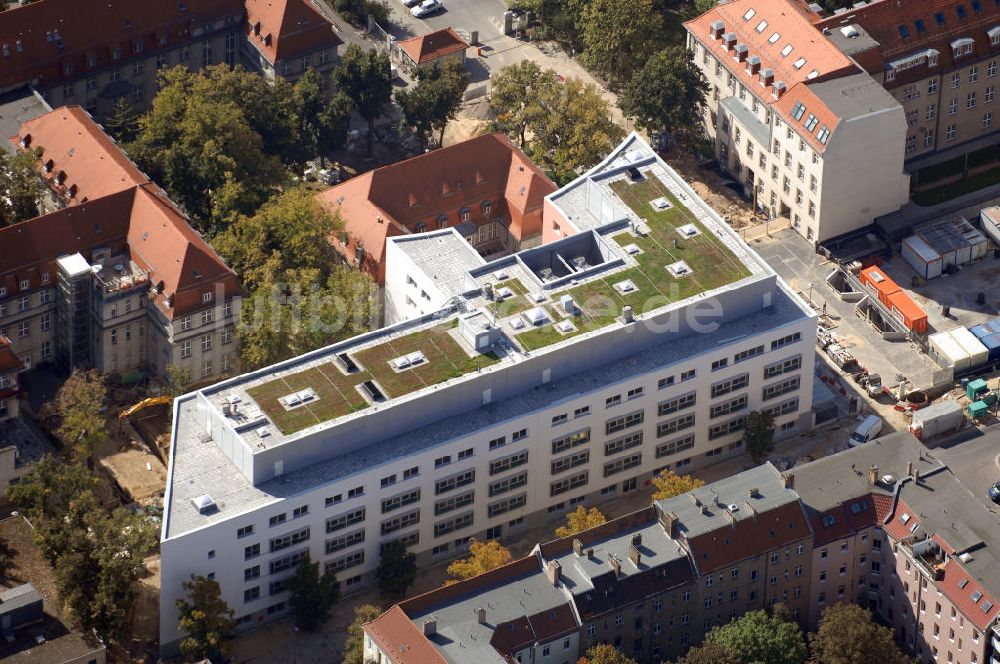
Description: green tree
532,77,624,182
165,364,192,397
706,609,807,664
446,539,512,583
0,147,43,226
396,61,470,150
555,505,607,538
808,604,910,664
744,410,777,464
578,0,659,89
343,604,384,664
52,370,107,459
286,554,340,631
581,643,638,664
651,469,706,500
293,68,353,166
693,0,718,14
55,494,157,642
376,539,417,600
621,46,709,148
333,44,392,155
176,575,236,661
105,97,140,144
674,642,741,664
488,61,560,149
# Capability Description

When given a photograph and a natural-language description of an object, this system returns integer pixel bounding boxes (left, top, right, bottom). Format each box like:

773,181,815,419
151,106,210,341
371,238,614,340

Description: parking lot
751,229,941,389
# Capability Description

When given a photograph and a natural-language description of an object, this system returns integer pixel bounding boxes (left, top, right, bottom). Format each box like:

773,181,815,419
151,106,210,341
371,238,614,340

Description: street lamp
11,510,35,530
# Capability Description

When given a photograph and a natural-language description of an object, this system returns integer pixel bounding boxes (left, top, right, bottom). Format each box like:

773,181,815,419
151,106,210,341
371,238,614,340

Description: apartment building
365,431,1000,664
0,0,340,119
0,336,23,425
818,0,1000,172
362,463,811,664
1,106,240,383
158,134,816,654
316,133,556,284
685,0,911,243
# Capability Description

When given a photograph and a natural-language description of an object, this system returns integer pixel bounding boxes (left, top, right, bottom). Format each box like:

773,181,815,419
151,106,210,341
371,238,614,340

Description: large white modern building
158,135,817,653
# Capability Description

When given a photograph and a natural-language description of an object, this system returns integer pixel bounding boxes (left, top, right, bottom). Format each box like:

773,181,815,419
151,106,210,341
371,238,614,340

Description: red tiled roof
398,27,469,65
687,501,812,573
0,0,244,91
316,133,555,281
883,498,919,540
0,336,24,374
817,0,1000,86
244,0,341,63
872,492,895,523
10,106,147,205
685,0,858,152
937,557,1000,630
364,605,448,664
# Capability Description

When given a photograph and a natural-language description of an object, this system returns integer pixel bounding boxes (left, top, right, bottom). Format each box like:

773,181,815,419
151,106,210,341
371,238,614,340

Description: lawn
247,323,501,435
912,166,1000,206
516,175,751,351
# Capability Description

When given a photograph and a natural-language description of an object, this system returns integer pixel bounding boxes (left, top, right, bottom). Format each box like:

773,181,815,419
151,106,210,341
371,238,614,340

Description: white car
410,0,443,17
401,0,421,7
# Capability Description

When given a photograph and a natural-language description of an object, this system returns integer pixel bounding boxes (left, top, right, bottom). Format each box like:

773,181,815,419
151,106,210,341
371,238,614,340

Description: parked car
989,480,1000,503
411,0,443,17
402,0,422,7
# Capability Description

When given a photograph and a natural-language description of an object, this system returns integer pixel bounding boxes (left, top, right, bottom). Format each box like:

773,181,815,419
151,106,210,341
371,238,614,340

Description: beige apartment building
1,106,240,385
0,0,341,119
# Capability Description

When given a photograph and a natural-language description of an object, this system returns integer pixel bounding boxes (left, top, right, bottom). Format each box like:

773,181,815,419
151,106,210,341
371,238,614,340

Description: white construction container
951,326,989,368
928,329,971,371
909,400,963,440
981,206,1000,246
901,235,943,280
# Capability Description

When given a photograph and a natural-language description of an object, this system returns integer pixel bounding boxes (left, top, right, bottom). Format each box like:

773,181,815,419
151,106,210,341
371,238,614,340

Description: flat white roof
56,252,91,278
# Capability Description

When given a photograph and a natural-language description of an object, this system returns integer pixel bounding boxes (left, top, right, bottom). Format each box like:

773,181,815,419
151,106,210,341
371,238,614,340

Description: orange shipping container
859,266,901,308
886,289,928,334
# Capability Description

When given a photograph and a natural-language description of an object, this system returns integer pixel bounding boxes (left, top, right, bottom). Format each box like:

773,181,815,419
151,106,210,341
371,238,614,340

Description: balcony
94,258,149,294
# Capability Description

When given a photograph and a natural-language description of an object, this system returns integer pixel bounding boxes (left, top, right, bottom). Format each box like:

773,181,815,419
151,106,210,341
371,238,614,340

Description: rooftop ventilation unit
722,32,737,49
746,54,761,74
710,20,725,39
523,307,550,326
677,223,701,238
760,67,774,86
667,261,693,278
734,44,749,61
338,352,359,373
840,25,860,38
280,388,317,408
649,197,671,211
772,80,787,98
192,494,217,514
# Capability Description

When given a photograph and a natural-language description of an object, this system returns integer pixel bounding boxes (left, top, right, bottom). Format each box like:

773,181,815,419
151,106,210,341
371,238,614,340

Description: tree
396,62,471,150
674,642,741,664
53,369,107,458
555,505,607,538
0,147,43,227
293,68,353,166
620,47,709,148
165,364,192,397
651,469,706,501
693,0,718,14
446,538,512,583
488,61,560,149
333,44,392,155
105,97,140,143
55,494,158,642
580,643,638,664
706,609,807,664
286,554,340,631
578,0,659,89
376,540,417,600
343,604,383,664
176,575,236,661
744,410,776,464
808,604,910,664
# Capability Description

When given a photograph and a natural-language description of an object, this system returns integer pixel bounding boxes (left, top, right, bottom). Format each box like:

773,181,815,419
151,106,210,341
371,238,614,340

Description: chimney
746,55,761,75
868,464,879,486
710,20,725,40
423,618,437,636
772,80,786,99
608,553,622,578
744,500,758,517
573,538,583,557
760,67,774,86
623,305,634,323
476,607,487,624
628,543,641,567
734,43,749,62
749,487,760,499
906,461,913,477
631,533,642,548
700,504,711,516
660,510,679,538
782,473,795,490
545,560,562,587
913,468,920,483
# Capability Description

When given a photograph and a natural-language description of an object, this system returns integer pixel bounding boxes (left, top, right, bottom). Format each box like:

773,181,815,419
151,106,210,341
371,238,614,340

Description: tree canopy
578,0,659,89
0,146,43,227
396,60,470,150
621,46,708,147
105,97,140,144
808,604,910,664
176,575,236,661
674,642,742,664
744,410,777,464
343,604,384,664
706,609,808,664
488,61,560,149
651,469,706,501
53,369,107,458
333,44,392,155
579,643,638,664
293,68,353,166
555,505,607,538
446,539,512,583
287,554,341,631
377,540,418,600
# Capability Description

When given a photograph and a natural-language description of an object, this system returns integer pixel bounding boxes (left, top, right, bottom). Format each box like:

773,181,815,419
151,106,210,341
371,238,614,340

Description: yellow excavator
118,396,173,421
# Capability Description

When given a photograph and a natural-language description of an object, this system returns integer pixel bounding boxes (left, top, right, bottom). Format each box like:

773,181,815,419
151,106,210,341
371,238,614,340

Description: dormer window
988,26,1000,47
134,41,144,53
44,159,54,173
88,54,98,68
928,49,939,66
202,292,213,303
55,171,66,185
20,134,31,148
112,48,122,60
951,37,974,58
